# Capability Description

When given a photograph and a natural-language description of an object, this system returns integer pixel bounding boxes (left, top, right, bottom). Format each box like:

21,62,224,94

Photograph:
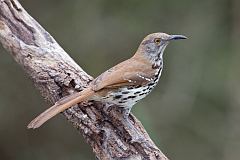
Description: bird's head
135,32,187,64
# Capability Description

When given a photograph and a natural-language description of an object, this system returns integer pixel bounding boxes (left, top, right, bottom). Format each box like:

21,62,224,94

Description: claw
130,134,145,143
120,107,146,144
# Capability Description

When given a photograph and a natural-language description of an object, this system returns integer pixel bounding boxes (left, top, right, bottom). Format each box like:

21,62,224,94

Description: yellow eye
154,38,161,44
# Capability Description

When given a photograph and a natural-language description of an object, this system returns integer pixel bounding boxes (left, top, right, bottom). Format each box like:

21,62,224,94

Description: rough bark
0,1,168,160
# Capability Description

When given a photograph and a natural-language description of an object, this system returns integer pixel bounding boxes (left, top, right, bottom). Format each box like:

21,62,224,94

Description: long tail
27,87,95,129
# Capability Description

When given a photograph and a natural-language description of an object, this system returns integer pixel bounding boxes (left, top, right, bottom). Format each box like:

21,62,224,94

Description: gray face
139,32,187,63
141,37,169,63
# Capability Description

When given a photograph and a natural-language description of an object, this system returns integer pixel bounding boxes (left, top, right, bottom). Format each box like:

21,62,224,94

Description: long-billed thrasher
27,32,187,132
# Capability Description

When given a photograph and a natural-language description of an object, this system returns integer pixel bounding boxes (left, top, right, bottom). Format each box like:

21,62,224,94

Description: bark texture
0,1,168,159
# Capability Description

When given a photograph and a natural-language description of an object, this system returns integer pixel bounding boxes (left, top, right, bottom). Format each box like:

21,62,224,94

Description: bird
27,32,187,131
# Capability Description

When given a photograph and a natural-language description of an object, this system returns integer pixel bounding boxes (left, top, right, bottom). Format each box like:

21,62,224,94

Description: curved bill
168,35,187,41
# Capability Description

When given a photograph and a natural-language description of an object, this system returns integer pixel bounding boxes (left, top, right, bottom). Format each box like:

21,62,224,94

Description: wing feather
91,58,155,91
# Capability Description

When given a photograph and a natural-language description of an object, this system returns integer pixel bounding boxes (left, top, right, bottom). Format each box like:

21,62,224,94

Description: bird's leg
102,103,145,143
121,107,145,143
103,102,113,112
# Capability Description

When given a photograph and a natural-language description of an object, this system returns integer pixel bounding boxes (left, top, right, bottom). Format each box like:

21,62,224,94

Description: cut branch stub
0,0,169,159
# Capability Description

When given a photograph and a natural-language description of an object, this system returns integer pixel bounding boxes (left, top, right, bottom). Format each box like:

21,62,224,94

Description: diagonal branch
0,0,168,159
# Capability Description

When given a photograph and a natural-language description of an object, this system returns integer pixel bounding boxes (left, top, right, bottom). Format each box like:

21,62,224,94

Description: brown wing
91,56,156,91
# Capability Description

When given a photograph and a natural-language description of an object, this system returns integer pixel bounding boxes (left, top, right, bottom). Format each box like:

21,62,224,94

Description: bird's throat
152,58,163,70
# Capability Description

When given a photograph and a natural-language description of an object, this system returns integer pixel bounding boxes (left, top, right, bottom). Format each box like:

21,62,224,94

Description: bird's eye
154,38,161,44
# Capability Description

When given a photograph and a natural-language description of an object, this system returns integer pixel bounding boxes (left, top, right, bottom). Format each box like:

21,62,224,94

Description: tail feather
27,87,94,129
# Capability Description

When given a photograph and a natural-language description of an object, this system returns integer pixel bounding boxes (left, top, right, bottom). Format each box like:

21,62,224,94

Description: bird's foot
125,119,145,143
130,132,145,144
121,109,146,144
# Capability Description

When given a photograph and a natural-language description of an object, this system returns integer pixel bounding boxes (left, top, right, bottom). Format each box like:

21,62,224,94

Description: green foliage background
0,0,239,159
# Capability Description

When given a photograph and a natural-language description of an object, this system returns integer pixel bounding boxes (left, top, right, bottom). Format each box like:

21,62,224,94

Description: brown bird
27,32,187,131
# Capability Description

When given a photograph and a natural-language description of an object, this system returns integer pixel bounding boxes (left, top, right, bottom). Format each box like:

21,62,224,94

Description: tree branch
0,0,168,159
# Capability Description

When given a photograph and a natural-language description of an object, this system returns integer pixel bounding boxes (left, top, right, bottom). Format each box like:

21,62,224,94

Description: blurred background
0,0,239,159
